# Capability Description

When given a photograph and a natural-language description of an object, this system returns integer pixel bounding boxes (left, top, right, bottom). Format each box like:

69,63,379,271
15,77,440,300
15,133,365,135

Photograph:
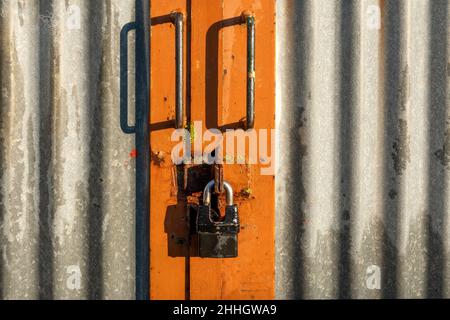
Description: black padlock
197,180,240,258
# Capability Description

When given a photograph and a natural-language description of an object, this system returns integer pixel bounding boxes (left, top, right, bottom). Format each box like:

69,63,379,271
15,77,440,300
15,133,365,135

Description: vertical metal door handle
120,22,137,134
242,12,255,129
172,12,184,129
149,12,185,129
121,13,184,134
171,12,185,129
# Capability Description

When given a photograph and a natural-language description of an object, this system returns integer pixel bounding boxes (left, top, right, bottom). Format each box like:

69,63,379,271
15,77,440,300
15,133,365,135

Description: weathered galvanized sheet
276,0,450,299
0,0,136,299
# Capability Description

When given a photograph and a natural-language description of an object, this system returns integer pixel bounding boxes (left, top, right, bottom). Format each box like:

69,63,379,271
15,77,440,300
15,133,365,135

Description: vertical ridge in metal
243,12,255,129
135,0,150,301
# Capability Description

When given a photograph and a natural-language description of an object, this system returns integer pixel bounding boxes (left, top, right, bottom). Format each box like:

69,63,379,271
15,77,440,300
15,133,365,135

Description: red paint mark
130,149,138,158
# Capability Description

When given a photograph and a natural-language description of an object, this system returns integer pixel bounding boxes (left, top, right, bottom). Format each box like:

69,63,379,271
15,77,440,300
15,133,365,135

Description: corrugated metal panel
0,0,136,299
1,0,449,300
276,0,449,299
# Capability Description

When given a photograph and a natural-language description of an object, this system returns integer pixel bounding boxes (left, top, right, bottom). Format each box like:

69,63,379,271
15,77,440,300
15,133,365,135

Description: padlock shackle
203,180,234,206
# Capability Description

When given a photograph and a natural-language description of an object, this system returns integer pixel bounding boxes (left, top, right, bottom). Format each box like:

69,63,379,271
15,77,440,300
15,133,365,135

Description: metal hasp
213,164,224,194
197,181,240,258
242,11,255,129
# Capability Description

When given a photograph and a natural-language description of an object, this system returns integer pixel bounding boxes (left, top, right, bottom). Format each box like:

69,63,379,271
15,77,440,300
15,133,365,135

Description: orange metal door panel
149,0,275,300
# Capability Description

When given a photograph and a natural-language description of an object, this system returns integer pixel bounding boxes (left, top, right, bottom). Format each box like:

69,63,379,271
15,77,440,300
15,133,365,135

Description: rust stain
151,150,166,166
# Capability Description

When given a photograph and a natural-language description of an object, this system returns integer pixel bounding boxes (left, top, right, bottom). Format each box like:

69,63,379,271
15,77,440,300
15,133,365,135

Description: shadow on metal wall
426,0,448,299
283,0,309,299
86,0,106,300
337,0,356,300
381,0,402,299
37,0,54,300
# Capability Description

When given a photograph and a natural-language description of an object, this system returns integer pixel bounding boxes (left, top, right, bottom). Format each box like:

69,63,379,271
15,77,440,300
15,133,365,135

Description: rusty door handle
121,12,184,134
242,12,255,129
149,12,185,129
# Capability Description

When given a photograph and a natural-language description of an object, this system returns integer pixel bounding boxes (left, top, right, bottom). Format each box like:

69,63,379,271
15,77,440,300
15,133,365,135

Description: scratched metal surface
0,0,449,300
276,0,450,298
0,0,136,299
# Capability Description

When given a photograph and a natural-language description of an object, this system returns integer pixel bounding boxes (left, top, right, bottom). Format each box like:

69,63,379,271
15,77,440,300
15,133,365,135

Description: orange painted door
149,0,275,300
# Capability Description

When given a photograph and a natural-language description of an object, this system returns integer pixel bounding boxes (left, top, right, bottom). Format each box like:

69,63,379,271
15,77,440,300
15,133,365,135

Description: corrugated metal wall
0,0,449,300
276,0,450,298
0,0,136,299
